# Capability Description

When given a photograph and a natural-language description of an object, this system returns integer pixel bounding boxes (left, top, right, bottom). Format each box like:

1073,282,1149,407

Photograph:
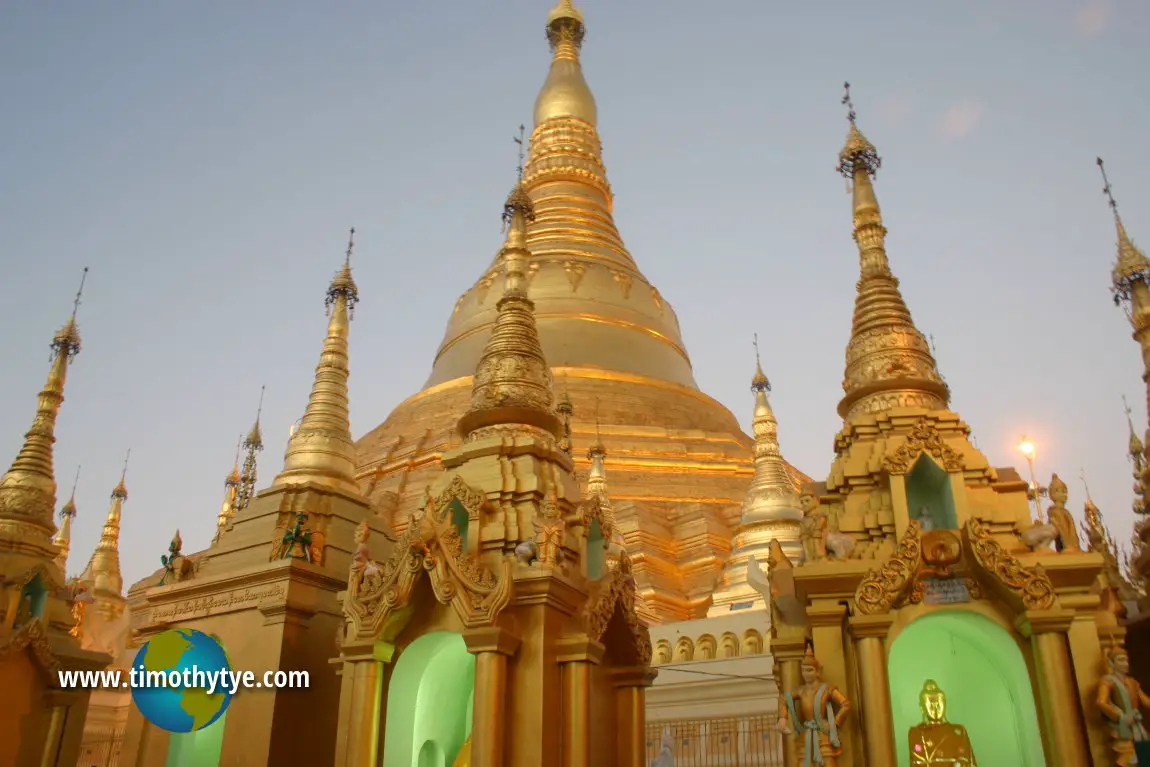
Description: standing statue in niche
907,680,977,765
1097,648,1150,766
1044,474,1082,552
777,647,851,767
799,487,828,563
915,506,937,532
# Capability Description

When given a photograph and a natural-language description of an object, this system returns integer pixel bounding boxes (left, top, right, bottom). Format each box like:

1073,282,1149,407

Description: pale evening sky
1,0,1147,588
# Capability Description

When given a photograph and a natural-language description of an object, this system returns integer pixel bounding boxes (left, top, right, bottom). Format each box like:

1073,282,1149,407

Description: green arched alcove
165,709,227,767
382,631,475,767
587,518,605,580
888,610,1046,767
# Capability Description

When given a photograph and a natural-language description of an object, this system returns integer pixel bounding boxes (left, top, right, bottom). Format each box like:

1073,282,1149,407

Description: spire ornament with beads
53,465,81,573
235,387,265,513
836,83,949,420
274,228,361,493
0,268,87,551
457,149,561,439
214,438,242,544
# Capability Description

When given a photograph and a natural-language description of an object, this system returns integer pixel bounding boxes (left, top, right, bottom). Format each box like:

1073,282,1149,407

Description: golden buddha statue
908,680,977,765
1045,473,1082,553
1096,648,1150,767
777,647,851,767
452,735,471,767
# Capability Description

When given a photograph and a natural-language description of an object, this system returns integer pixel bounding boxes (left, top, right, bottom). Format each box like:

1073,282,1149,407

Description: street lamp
1018,435,1047,522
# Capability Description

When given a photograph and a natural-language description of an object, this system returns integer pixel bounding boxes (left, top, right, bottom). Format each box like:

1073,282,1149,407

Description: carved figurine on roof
159,529,196,584
762,86,1116,767
337,159,654,766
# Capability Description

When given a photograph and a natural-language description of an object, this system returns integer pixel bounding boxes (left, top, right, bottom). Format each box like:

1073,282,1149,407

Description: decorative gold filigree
883,419,964,474
436,476,486,525
855,520,922,614
965,518,1057,610
610,269,632,299
582,552,652,665
0,619,61,679
343,485,512,641
563,260,586,292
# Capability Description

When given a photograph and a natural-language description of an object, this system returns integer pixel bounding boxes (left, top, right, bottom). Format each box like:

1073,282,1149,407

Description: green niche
448,498,469,548
888,610,1046,767
383,631,475,767
904,455,957,531
587,518,605,580
165,709,227,767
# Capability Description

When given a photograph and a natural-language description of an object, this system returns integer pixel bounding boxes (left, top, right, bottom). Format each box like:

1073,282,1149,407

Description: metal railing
645,714,784,766
76,727,124,767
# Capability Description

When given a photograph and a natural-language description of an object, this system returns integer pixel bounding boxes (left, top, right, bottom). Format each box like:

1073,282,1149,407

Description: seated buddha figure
908,680,977,765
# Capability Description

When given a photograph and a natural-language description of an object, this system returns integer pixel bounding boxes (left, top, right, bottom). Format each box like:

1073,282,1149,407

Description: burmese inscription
150,585,287,621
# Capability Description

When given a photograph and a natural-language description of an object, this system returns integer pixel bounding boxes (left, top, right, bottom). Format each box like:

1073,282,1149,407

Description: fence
645,713,784,766
77,726,124,767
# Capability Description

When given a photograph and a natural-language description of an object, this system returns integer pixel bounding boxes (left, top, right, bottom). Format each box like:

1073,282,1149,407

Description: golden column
770,635,807,767
464,627,521,767
557,636,605,767
333,640,393,767
611,666,657,766
848,614,897,765
1016,610,1092,765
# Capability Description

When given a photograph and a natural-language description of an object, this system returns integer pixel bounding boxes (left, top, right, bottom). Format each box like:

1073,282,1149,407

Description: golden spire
587,405,608,503
1098,158,1150,316
709,338,803,615
535,0,595,126
274,228,361,493
0,268,87,550
457,165,562,439
235,387,265,513
81,451,129,618
53,465,81,573
556,376,574,456
835,83,949,420
214,437,242,544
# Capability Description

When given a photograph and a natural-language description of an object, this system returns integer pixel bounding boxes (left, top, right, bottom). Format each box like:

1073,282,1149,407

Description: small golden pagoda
354,0,809,622
117,231,394,767
766,87,1119,767
336,172,653,767
0,271,112,767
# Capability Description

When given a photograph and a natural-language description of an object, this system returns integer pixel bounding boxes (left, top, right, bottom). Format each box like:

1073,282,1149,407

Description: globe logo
130,628,233,733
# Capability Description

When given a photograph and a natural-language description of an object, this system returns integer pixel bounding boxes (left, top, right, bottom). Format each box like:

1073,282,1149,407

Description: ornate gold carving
610,269,633,299
965,518,1057,610
650,286,663,312
855,520,922,614
582,552,652,665
563,260,586,292
882,419,964,474
436,476,486,524
344,484,511,640
0,619,60,679
921,530,962,576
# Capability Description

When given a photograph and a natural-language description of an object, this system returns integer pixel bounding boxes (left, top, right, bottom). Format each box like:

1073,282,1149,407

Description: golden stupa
354,0,807,622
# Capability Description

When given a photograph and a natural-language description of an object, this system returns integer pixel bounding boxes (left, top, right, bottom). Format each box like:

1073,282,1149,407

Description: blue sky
1,0,1147,587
